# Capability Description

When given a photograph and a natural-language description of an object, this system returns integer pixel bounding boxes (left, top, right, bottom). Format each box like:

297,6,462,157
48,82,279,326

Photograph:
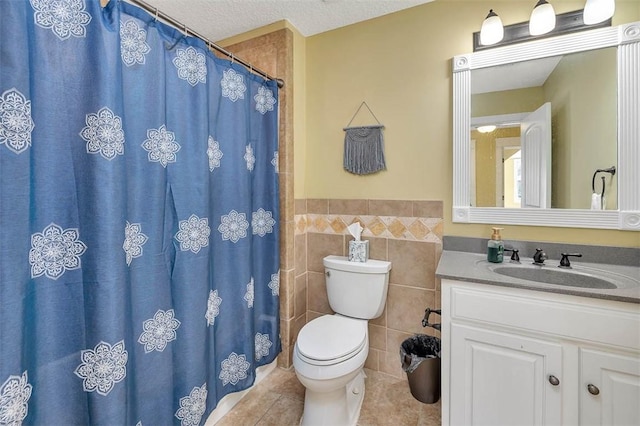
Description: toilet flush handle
325,270,330,277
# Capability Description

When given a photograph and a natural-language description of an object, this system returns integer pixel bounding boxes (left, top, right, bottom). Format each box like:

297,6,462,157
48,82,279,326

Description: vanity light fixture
472,4,612,51
584,0,615,25
480,9,504,46
529,0,556,36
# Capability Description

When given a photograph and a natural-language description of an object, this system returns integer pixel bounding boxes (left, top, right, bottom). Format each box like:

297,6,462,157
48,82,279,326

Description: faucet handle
533,248,548,265
505,248,520,263
559,253,582,269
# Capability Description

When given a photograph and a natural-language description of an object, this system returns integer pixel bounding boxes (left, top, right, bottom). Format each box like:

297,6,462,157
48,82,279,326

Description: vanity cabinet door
580,348,640,425
450,323,562,426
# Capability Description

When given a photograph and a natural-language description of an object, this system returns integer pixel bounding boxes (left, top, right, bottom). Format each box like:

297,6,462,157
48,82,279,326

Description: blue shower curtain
0,1,280,424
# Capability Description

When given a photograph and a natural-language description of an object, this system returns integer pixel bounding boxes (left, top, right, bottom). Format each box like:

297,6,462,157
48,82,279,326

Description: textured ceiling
134,0,434,42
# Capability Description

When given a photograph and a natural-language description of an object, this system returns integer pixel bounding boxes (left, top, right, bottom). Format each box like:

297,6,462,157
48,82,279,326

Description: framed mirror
452,22,640,230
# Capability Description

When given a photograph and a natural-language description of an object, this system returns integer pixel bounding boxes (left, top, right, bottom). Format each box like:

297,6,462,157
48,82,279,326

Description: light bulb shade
584,0,615,25
480,10,504,46
529,0,556,36
477,125,497,133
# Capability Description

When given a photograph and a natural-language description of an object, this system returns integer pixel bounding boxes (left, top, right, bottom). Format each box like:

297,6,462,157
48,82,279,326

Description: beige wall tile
369,324,386,351
280,220,295,270
279,269,295,320
412,200,443,218
306,233,344,272
306,310,324,323
379,349,404,379
294,233,306,274
388,239,436,289
387,285,435,334
292,313,306,343
294,273,307,319
329,199,368,215
294,199,307,215
307,271,333,314
306,199,329,214
368,200,413,217
283,176,294,220
370,305,387,327
364,348,380,370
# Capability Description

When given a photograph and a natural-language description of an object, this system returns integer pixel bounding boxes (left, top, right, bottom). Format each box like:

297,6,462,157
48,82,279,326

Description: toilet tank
323,255,392,320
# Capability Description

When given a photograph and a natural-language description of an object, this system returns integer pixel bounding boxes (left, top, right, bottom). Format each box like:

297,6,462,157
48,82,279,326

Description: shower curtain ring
154,8,158,22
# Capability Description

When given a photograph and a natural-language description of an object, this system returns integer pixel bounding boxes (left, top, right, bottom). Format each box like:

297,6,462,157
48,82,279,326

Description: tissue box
348,240,369,262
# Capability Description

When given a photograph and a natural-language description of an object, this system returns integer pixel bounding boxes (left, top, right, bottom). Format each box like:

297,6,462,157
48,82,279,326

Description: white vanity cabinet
579,348,640,425
441,279,640,426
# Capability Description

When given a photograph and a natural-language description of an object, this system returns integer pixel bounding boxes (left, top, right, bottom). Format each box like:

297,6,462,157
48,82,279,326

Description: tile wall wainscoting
292,199,443,378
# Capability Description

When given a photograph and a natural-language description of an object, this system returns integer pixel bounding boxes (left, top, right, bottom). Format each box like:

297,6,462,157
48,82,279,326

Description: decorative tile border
295,214,443,243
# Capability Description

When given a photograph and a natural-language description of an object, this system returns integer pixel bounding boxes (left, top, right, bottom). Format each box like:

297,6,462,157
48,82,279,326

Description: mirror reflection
469,47,618,210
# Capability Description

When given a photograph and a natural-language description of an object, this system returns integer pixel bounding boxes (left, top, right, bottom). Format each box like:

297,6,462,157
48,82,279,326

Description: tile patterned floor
215,367,441,426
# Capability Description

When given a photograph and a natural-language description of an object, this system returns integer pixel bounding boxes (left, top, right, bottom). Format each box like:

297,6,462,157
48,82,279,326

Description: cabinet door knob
548,375,560,386
587,384,600,395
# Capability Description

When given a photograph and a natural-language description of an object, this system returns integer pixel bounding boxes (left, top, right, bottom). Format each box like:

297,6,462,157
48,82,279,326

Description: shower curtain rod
120,0,284,88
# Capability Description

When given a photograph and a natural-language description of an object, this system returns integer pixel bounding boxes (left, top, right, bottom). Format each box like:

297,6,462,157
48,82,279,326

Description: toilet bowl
293,256,391,426
293,315,369,426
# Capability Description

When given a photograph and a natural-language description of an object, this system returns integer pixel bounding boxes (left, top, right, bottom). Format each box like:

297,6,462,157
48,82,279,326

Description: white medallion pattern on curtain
138,309,181,353
29,223,87,280
2,0,280,423
120,19,150,66
219,353,250,386
220,69,246,102
123,221,148,266
0,88,34,155
218,210,249,243
74,340,128,396
80,107,125,160
205,290,222,326
244,144,255,171
142,125,181,167
175,383,207,426
0,371,32,426
244,277,254,308
206,136,223,172
254,86,276,115
175,215,211,254
30,0,91,40
271,150,279,173
254,333,272,361
268,270,280,296
173,47,207,86
251,208,275,237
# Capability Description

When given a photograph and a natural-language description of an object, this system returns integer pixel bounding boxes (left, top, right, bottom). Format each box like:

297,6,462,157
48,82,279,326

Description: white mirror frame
453,21,640,230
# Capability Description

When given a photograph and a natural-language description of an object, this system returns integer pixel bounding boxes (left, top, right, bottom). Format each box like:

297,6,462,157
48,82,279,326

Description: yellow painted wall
472,87,544,117
544,47,617,210
473,127,521,207
303,0,639,247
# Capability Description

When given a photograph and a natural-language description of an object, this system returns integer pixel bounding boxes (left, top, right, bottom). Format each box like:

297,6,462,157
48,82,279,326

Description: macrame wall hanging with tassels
343,101,386,175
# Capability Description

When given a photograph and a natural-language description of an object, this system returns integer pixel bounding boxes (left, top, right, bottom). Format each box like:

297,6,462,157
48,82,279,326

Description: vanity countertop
436,250,640,304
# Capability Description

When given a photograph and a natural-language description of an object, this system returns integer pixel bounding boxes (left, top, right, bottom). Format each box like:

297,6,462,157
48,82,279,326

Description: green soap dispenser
487,227,504,263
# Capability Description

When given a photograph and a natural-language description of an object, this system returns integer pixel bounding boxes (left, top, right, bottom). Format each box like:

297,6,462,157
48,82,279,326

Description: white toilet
293,255,392,426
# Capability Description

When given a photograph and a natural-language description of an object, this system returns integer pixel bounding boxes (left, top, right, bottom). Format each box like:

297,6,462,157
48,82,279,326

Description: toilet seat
296,315,367,366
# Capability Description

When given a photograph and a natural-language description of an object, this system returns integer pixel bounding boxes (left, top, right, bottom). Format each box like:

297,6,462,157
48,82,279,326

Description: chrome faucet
533,248,547,266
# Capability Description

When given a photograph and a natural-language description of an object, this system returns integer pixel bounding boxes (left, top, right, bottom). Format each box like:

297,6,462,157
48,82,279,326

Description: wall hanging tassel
343,102,386,175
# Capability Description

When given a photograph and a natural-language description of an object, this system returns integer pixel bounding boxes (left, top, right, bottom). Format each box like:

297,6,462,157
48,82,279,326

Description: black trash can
400,334,441,404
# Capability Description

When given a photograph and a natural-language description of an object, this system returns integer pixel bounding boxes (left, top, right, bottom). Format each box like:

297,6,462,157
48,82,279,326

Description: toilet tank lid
323,255,391,273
